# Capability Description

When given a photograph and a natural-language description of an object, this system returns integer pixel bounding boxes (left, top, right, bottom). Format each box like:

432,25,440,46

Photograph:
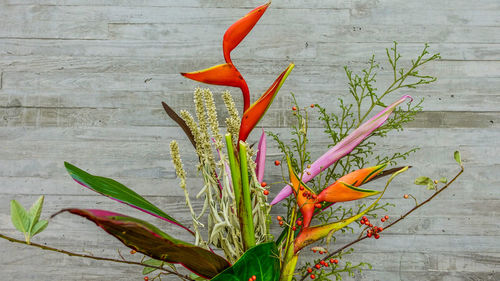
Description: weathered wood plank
108,23,500,43
0,5,350,25
3,0,353,9
351,1,500,26
0,20,108,39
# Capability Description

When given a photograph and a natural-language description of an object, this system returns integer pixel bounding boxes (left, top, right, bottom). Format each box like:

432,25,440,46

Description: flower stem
239,141,256,250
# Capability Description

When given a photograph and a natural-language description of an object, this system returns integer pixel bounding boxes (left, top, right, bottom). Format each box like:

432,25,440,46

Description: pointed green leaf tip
454,151,462,166
210,242,280,281
10,200,30,235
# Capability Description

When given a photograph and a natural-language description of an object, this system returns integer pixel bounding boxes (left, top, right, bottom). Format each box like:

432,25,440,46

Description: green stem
279,204,298,281
225,134,242,207
239,141,256,250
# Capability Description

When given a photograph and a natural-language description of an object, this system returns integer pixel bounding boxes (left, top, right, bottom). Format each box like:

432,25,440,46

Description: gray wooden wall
1,0,499,280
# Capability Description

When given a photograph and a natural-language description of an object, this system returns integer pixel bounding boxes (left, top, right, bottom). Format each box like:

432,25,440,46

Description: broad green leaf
30,220,48,236
426,182,436,190
210,242,280,281
64,162,193,235
454,151,462,166
54,209,230,279
10,200,30,234
142,259,165,275
439,177,448,183
414,176,432,185
28,195,44,233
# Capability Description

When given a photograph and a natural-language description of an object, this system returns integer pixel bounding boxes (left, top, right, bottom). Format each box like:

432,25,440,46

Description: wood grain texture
0,0,498,280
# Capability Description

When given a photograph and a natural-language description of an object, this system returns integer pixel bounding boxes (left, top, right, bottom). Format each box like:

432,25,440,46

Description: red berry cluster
247,275,257,281
306,259,338,279
277,215,284,226
360,216,387,239
260,181,270,196
301,190,317,200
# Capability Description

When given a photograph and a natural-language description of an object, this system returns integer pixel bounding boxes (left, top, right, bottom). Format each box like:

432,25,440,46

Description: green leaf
30,220,49,236
64,162,193,235
454,151,462,166
439,177,448,183
28,195,44,233
54,209,230,279
414,176,432,185
426,182,436,190
10,200,30,235
210,242,280,281
142,259,164,275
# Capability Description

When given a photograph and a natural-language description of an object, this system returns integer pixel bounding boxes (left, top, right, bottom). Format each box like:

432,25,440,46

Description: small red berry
277,216,282,221
320,260,325,265
130,249,136,254
310,104,315,108
369,223,373,227
307,267,313,273
279,221,284,226
310,274,316,279
404,194,409,199
144,277,149,281
312,194,317,199
375,234,380,239
330,258,335,263
248,278,252,281
252,275,257,280
333,259,338,264
360,220,365,225
362,216,367,220
274,160,281,166
319,251,323,255
292,106,297,111
263,190,269,195
314,203,322,209
312,249,317,253
297,221,302,226
367,232,372,237
292,226,297,231
384,215,389,220
378,227,383,232
299,186,304,191
381,218,386,222
315,264,321,269
261,182,267,187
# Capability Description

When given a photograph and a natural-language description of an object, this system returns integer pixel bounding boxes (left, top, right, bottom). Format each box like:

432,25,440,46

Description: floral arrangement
1,2,465,281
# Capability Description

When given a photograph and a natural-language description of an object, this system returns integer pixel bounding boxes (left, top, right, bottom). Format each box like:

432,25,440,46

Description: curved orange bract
223,2,270,64
238,63,294,143
317,164,386,203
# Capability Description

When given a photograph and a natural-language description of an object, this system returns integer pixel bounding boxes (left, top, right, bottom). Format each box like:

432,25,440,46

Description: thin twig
0,233,195,281
298,166,464,281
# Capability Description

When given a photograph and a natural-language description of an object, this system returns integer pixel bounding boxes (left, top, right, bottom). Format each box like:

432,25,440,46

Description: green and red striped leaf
53,209,230,279
64,162,193,235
